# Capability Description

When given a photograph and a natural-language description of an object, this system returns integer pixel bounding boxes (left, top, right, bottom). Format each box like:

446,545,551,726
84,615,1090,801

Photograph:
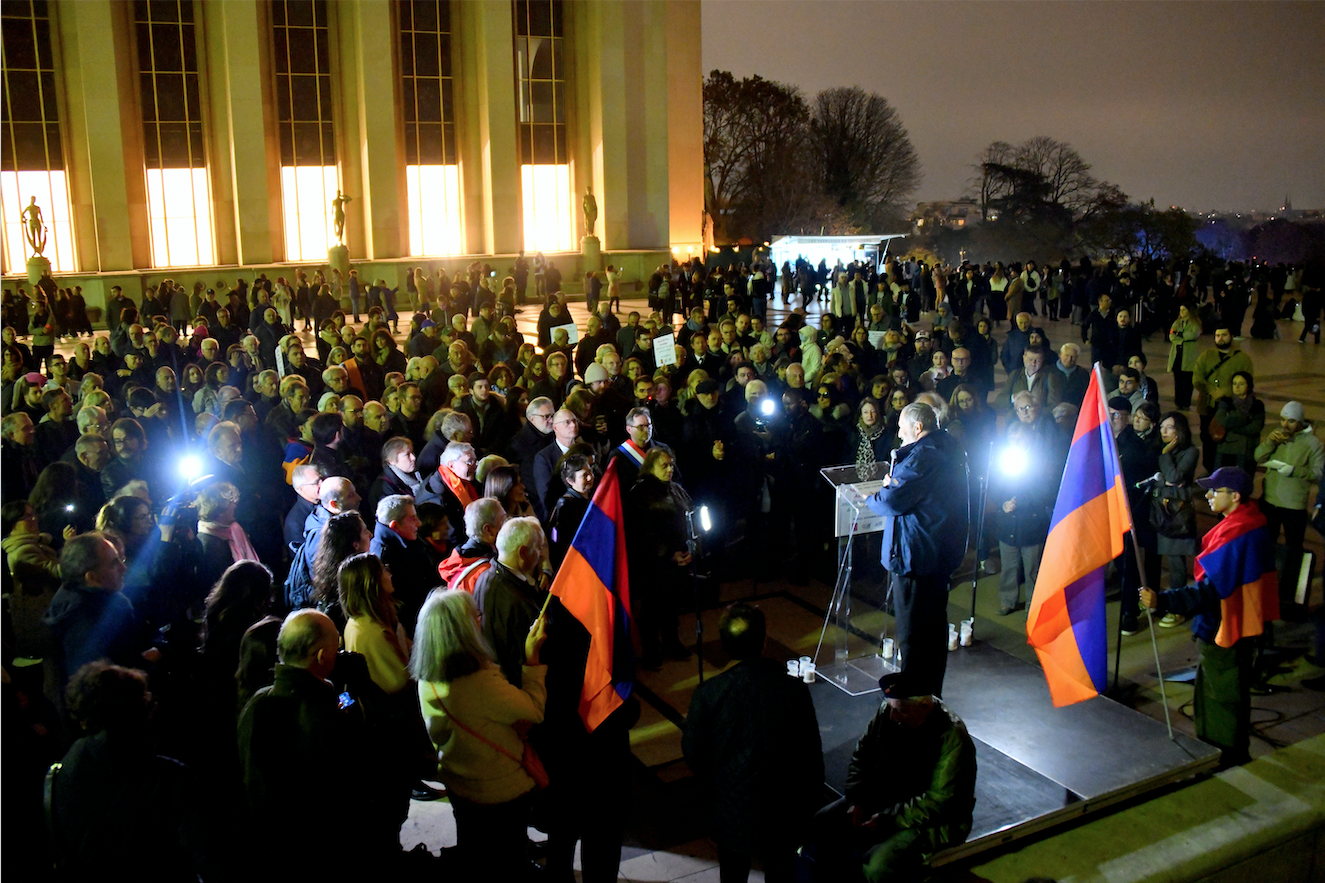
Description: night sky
701,1,1325,213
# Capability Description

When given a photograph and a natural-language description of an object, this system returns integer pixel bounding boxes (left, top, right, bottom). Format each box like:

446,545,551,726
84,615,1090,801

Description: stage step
966,735,1325,883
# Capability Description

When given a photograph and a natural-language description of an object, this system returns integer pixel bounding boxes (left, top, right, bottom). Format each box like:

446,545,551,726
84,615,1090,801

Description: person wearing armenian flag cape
1141,466,1278,766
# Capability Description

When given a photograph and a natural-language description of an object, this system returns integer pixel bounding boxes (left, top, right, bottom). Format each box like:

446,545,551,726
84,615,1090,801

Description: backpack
283,529,319,612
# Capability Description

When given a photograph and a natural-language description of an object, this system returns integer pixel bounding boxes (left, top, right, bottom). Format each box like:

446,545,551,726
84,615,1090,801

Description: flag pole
1097,362,1174,741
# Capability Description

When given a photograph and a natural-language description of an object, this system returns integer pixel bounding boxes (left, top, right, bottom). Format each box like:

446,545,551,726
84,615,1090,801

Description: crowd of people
1,248,1322,881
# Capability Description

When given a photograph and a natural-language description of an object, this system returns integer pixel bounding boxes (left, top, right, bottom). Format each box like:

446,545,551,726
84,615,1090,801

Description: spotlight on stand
998,445,1028,477
177,453,204,482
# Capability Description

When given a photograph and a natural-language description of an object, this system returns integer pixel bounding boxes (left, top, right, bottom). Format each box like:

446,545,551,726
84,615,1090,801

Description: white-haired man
472,516,551,686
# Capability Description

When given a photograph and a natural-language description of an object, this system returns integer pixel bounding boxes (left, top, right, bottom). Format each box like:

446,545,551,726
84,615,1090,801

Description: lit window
520,164,573,253
1,1,77,272
273,0,339,261
134,0,215,267
401,0,463,255
514,0,572,253
280,165,339,263
406,165,463,255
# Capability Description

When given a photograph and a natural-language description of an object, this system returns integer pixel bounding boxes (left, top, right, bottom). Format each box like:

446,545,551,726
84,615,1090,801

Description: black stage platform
810,641,1221,864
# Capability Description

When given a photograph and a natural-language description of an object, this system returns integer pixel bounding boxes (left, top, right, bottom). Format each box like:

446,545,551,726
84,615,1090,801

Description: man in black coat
683,603,823,883
237,610,401,875
505,396,556,517
1081,292,1117,371
369,495,436,635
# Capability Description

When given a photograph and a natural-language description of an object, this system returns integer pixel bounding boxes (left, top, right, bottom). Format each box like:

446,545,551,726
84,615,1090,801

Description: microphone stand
970,436,995,621
686,508,705,684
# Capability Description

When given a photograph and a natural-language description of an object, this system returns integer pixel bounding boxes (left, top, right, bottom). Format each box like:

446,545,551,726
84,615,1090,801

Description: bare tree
1014,136,1099,212
972,140,1015,219
703,71,810,242
809,87,922,231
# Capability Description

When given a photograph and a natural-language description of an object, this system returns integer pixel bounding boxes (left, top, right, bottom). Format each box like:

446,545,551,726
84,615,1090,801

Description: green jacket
1192,347,1253,416
845,699,977,856
1167,317,1201,372
1255,423,1325,510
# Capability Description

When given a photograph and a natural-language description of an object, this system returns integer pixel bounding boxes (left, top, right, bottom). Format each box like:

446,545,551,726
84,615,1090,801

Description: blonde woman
412,589,547,878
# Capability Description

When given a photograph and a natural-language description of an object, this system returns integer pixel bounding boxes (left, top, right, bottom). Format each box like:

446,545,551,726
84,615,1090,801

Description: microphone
1134,472,1161,491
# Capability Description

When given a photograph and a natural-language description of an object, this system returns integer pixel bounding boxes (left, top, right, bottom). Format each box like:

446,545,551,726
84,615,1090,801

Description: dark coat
50,730,212,881
548,489,590,571
865,430,970,577
413,469,472,549
505,422,555,516
236,663,383,873
42,581,144,711
682,657,824,844
532,439,572,520
473,561,543,688
369,520,437,633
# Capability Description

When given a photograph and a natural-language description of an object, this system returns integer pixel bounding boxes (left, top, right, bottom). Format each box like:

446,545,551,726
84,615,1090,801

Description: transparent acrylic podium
815,464,897,696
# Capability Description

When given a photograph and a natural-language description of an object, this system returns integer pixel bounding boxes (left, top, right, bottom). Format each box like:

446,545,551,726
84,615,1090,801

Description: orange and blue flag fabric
548,462,635,731
1194,500,1278,648
1027,365,1132,706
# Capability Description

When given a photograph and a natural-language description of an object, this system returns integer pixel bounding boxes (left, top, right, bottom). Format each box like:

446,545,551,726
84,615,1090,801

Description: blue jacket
866,430,970,577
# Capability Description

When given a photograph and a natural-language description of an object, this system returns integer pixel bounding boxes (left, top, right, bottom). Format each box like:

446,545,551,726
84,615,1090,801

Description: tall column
457,0,521,256
56,0,150,271
336,0,405,260
578,0,670,252
666,1,704,253
201,0,281,265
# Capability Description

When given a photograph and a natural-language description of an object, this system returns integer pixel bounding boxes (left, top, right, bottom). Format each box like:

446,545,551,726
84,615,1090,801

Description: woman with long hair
180,362,206,405
520,353,547,391
1155,411,1199,624
372,328,407,375
627,448,694,668
199,560,274,764
310,510,372,630
339,553,410,695
192,362,229,418
484,465,535,519
412,589,547,878
29,461,88,542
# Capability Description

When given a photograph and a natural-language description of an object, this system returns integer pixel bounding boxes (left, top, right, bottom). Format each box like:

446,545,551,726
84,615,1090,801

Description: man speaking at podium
864,402,969,696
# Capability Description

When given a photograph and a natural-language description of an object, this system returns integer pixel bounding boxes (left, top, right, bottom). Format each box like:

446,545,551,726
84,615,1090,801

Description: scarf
855,420,886,478
438,464,478,509
1231,392,1255,419
198,520,260,564
390,464,424,496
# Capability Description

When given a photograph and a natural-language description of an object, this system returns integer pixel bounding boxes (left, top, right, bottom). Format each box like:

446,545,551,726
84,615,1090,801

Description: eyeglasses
817,392,831,398
1016,405,1036,413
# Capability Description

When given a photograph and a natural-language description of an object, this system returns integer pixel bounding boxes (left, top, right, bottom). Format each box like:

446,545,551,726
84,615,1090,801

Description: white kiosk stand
814,464,897,696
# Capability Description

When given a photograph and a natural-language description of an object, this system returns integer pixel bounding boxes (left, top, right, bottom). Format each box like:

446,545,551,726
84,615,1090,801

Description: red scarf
439,464,478,509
